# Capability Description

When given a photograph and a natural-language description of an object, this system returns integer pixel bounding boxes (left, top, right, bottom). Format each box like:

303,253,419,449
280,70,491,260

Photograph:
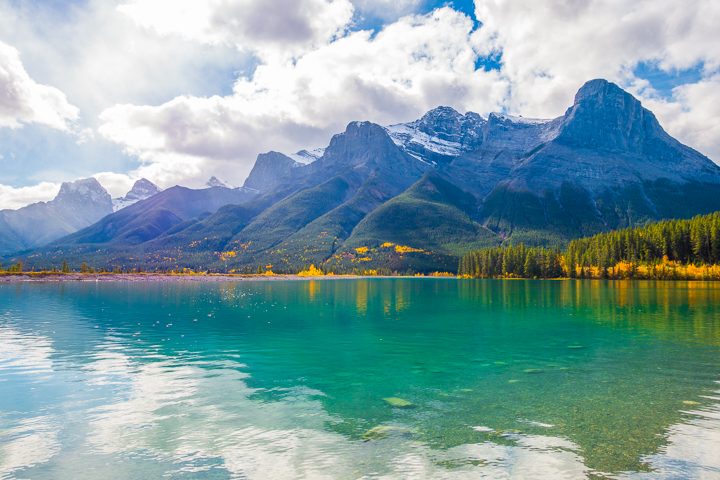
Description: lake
1,279,719,479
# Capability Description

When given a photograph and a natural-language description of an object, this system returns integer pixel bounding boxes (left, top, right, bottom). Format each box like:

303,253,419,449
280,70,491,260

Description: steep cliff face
243,151,301,193
477,80,720,238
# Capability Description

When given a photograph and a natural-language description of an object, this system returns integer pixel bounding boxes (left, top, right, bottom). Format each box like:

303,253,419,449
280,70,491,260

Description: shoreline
0,273,370,283
1,273,720,283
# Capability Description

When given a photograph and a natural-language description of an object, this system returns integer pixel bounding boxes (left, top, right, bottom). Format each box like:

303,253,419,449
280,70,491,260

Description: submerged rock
383,397,415,408
523,368,544,374
362,424,413,441
682,400,701,406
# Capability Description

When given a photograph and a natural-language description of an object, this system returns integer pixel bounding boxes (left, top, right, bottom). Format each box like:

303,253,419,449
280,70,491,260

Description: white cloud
98,7,508,187
91,171,137,198
0,181,60,210
3,0,720,210
639,76,720,161
0,41,78,131
0,0,249,124
117,0,354,61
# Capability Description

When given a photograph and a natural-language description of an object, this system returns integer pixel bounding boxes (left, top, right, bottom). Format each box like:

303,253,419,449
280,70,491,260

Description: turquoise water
1,279,719,479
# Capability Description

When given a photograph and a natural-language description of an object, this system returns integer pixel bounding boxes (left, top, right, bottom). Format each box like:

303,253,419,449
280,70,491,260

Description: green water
1,279,719,479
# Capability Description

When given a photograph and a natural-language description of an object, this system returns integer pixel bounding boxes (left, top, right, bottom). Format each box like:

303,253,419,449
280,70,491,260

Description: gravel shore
0,273,363,283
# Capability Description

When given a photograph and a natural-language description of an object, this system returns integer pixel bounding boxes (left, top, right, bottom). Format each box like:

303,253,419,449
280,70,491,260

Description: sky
0,0,718,209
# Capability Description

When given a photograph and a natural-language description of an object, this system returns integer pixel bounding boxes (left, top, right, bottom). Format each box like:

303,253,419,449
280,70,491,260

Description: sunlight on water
1,279,719,479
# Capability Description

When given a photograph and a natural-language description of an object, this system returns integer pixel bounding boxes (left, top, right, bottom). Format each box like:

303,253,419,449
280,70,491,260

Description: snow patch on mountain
385,107,486,164
112,179,161,211
385,123,466,158
57,178,111,205
288,148,324,164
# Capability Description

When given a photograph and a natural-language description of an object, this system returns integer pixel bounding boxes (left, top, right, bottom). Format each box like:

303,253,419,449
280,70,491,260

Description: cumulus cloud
98,7,508,186
639,76,720,161
0,41,78,131
0,181,60,210
3,0,720,209
0,0,249,125
117,0,354,61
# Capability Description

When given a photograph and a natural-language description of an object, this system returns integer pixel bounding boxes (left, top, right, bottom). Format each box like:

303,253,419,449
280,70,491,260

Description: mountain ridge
7,79,720,273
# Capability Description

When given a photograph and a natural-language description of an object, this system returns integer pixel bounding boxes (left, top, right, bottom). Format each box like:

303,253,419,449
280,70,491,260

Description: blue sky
0,0,718,209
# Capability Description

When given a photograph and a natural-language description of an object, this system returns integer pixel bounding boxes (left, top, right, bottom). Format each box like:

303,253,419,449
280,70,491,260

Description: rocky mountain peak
322,122,397,163
55,178,112,206
125,179,160,200
112,178,161,212
386,108,486,164
206,176,229,188
557,78,664,152
243,152,301,192
343,121,389,140
418,106,463,130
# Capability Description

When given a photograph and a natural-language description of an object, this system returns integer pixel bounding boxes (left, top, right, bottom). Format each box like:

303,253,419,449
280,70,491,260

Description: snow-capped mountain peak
56,178,111,205
112,178,161,211
385,107,486,164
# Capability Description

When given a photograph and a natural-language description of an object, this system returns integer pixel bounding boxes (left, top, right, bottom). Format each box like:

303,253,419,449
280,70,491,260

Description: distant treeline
460,212,720,280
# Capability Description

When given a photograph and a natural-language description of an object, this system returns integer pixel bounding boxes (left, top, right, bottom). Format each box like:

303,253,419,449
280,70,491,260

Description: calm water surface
1,279,719,479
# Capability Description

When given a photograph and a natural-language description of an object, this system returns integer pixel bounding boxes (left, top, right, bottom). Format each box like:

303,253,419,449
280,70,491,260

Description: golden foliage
355,246,369,254
297,264,325,276
573,260,720,280
394,245,424,254
219,251,237,261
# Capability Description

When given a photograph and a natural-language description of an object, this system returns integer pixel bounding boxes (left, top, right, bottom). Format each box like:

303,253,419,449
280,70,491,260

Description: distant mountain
242,152,302,193
10,79,720,273
0,178,112,255
206,176,230,188
51,185,256,247
112,178,161,211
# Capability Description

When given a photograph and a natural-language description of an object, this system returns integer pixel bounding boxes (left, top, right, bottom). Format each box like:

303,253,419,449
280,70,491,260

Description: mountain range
6,79,720,273
0,178,161,255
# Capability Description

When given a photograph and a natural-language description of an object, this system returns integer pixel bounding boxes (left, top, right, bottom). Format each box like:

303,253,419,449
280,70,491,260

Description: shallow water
1,279,719,479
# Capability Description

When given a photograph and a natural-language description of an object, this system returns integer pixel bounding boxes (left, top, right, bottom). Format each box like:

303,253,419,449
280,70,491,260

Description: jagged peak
571,79,643,111
56,178,109,201
420,106,463,122
257,151,297,163
557,78,664,152
125,178,160,198
130,178,158,190
344,120,387,136
325,121,393,151
206,176,229,188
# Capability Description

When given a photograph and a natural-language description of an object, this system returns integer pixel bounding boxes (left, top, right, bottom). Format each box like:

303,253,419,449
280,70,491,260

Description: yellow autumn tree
298,264,325,276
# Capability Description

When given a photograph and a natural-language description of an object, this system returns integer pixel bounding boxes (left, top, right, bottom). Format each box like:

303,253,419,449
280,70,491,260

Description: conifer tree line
459,245,563,278
459,212,720,278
